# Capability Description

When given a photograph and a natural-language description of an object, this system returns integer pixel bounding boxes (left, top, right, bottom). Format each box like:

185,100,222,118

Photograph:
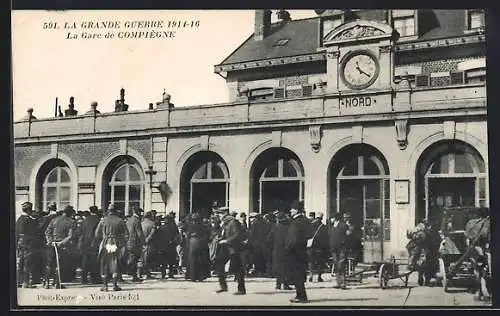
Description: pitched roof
218,17,320,65
217,10,476,68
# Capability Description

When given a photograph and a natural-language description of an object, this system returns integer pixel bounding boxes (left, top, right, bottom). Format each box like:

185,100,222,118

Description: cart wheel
378,264,388,289
438,258,448,292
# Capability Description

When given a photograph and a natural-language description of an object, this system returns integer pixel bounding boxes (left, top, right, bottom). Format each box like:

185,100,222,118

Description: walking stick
53,242,63,289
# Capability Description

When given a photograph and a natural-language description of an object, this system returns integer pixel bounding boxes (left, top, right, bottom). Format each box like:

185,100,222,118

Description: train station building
13,9,488,262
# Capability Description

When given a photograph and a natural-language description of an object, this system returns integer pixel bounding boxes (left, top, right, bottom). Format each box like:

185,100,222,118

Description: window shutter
415,75,430,87
302,85,313,97
450,71,465,85
274,88,285,99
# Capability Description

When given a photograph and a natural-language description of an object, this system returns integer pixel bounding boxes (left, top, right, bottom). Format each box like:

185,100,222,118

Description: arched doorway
180,151,229,219
250,148,304,214
416,140,487,224
102,156,145,216
35,159,73,212
328,144,390,263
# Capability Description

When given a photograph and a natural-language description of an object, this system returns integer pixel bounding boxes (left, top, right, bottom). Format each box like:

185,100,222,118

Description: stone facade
13,10,488,261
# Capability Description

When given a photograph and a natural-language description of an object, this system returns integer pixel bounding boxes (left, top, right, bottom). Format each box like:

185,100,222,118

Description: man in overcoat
215,207,246,295
79,206,101,284
16,202,40,288
140,211,157,279
44,205,76,289
328,212,349,289
94,205,129,291
126,207,145,282
268,211,293,290
284,201,310,303
308,214,329,283
153,212,180,279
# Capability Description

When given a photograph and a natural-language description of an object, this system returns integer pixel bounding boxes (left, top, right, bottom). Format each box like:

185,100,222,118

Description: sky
11,10,317,121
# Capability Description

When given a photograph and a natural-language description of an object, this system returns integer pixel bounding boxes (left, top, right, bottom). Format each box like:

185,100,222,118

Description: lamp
145,165,157,189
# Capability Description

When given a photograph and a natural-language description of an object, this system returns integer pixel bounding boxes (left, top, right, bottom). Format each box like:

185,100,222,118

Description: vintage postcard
12,9,492,307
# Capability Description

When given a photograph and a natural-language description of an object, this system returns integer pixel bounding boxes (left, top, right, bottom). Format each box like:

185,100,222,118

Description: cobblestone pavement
16,272,492,308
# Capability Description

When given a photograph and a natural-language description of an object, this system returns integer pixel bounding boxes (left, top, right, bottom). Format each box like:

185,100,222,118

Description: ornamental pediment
323,20,398,44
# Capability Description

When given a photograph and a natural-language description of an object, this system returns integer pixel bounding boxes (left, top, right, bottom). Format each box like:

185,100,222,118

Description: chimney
254,10,271,41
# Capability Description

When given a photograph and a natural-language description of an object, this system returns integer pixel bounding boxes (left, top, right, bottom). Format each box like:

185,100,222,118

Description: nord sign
340,96,375,108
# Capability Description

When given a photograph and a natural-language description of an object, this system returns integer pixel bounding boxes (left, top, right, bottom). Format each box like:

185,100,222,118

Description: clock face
341,51,379,90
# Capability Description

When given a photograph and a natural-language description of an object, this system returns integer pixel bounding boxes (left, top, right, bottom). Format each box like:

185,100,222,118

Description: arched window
424,148,487,217
257,156,305,213
43,166,72,211
108,163,144,214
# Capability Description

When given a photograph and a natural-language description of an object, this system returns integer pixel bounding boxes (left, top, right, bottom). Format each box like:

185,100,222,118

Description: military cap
133,207,144,214
21,201,33,212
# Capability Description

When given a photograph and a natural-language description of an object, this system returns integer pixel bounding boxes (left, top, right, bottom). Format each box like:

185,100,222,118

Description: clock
340,50,380,90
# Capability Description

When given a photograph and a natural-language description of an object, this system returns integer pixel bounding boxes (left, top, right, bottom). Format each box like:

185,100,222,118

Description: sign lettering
340,96,375,108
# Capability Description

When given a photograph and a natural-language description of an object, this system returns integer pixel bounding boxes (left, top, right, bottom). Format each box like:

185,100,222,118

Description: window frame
390,9,418,41
42,166,72,212
108,162,145,215
465,9,485,31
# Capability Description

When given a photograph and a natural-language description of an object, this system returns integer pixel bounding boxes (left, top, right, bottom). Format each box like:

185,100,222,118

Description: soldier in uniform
215,207,246,295
140,211,157,279
153,212,180,279
95,204,129,291
79,206,101,284
38,203,58,287
16,202,40,288
328,212,350,289
308,213,329,283
126,207,145,282
284,201,310,303
268,211,293,290
44,205,76,289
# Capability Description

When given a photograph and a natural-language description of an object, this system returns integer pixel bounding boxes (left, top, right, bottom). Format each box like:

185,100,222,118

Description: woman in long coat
268,212,293,290
186,213,210,282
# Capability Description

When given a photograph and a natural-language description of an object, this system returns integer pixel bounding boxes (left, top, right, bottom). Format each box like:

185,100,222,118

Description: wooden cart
378,256,412,289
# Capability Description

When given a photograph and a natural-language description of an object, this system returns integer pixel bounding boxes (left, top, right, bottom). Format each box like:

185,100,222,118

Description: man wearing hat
16,202,41,288
44,205,76,288
328,212,350,289
153,211,180,279
140,211,157,279
284,200,310,303
34,202,58,286
79,206,101,284
214,207,246,295
94,203,129,291
248,211,267,277
126,206,145,282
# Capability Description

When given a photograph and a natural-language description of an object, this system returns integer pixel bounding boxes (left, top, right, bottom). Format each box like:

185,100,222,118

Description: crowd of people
15,199,366,303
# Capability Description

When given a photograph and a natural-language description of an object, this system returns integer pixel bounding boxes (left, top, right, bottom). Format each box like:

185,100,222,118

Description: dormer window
273,38,290,46
392,9,416,38
468,9,485,30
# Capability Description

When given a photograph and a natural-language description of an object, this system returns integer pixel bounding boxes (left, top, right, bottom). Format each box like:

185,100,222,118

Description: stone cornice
214,53,327,73
14,106,486,145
